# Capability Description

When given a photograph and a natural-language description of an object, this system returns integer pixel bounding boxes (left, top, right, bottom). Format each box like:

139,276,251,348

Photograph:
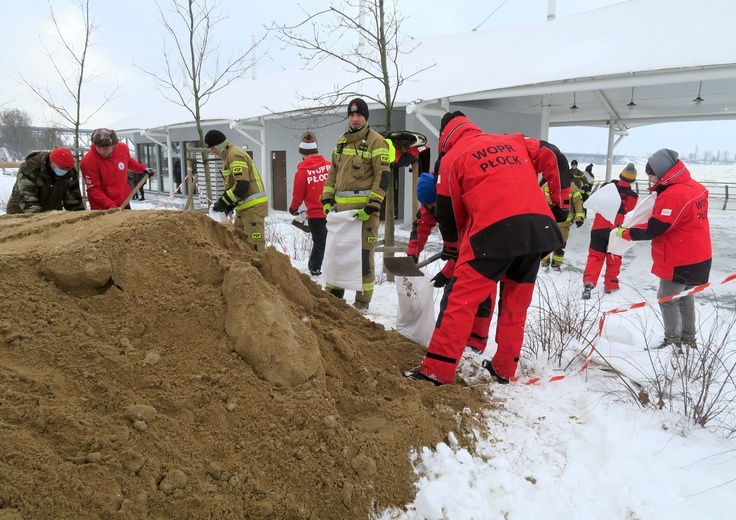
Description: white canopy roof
115,0,736,133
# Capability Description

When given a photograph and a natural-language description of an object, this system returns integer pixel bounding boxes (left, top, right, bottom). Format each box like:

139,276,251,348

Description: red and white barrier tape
514,273,736,385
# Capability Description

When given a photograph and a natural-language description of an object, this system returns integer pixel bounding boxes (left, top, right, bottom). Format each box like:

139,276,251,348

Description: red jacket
289,155,331,219
81,143,147,209
436,117,569,264
406,204,438,257
591,179,638,230
628,161,711,284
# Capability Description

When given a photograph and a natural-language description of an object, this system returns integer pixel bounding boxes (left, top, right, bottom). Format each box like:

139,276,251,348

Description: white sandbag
208,206,230,223
583,182,620,223
396,275,436,347
322,211,363,291
608,193,656,256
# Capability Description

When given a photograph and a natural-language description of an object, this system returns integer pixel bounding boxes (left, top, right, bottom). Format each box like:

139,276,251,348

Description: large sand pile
0,209,489,519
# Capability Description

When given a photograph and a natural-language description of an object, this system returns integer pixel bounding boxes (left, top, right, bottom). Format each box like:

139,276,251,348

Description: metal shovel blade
290,212,310,233
290,218,310,233
383,252,442,277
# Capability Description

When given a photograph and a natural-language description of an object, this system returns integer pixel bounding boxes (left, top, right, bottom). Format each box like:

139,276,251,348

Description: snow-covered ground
3,165,736,519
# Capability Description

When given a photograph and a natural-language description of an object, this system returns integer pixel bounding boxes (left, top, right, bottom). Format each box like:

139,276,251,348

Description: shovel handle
120,173,152,209
416,252,443,268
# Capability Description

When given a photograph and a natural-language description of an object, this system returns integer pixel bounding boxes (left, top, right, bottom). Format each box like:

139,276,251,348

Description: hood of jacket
649,160,691,193
438,116,483,155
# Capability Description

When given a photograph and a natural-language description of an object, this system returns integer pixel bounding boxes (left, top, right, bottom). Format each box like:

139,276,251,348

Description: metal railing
631,181,734,210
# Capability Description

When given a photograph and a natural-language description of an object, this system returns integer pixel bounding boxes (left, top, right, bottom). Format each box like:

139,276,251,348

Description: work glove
431,272,450,288
615,226,631,240
289,207,300,216
354,206,377,221
407,254,418,264
440,243,459,261
323,202,335,215
144,167,156,176
575,220,584,228
212,198,233,215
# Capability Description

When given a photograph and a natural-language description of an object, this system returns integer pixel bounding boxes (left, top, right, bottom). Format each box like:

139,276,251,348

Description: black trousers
308,218,327,272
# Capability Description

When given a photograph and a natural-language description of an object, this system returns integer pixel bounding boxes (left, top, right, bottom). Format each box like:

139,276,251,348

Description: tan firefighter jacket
321,125,390,212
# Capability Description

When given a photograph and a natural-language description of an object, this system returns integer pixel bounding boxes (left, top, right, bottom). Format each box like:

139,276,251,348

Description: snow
3,165,736,519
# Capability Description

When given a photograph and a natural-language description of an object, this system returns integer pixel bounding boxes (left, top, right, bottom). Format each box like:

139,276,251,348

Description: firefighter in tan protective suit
320,98,391,311
541,181,585,270
205,130,269,252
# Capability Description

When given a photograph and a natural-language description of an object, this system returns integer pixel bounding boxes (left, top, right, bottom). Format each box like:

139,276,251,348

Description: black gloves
144,167,156,176
407,255,418,264
212,199,233,215
289,207,300,216
575,220,584,228
440,244,458,261
431,272,450,288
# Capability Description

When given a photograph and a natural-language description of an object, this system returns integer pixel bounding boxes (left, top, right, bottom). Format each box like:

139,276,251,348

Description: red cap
49,148,75,170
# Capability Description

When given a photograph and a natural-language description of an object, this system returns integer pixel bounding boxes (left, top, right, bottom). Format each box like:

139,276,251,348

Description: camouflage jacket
6,152,85,214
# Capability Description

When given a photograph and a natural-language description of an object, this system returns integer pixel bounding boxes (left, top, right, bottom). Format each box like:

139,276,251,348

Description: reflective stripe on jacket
219,142,267,210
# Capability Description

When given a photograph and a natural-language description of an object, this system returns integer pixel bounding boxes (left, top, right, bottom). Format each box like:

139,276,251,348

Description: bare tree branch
137,0,266,201
17,0,120,158
268,0,435,247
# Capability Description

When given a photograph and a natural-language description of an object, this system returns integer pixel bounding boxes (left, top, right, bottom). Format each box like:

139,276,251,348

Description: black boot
481,359,510,384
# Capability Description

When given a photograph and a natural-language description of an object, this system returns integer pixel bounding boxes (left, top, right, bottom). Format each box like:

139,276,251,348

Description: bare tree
269,0,434,250
0,108,35,157
139,0,265,203
18,0,119,163
37,125,69,151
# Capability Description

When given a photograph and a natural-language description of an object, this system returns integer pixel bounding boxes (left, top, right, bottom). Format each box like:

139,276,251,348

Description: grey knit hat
619,163,637,182
646,149,679,179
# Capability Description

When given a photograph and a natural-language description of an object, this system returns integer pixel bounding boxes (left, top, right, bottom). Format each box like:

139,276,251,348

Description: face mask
53,168,68,177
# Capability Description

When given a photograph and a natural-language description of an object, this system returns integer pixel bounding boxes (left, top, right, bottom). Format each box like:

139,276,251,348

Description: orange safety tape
514,273,736,385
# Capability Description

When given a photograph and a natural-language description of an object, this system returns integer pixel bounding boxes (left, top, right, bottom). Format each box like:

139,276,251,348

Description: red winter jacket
435,117,569,264
81,143,147,209
591,179,638,230
628,161,711,284
289,155,331,219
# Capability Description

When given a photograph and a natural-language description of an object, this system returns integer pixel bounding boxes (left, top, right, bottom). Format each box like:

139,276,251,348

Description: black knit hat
298,131,318,155
347,98,369,120
204,129,227,147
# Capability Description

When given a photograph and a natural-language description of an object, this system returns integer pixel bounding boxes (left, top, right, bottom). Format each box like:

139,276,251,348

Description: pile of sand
0,210,489,519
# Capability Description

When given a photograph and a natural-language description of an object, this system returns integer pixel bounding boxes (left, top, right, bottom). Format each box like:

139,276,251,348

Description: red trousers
583,249,622,291
421,255,538,383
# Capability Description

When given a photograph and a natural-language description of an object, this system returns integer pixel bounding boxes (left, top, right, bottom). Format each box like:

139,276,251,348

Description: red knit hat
49,147,75,170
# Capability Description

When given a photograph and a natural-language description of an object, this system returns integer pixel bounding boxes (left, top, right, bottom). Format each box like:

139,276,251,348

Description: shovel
383,252,442,277
290,211,310,233
120,173,153,209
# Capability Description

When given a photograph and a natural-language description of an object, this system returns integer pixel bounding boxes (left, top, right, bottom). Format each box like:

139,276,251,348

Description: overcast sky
2,0,734,158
